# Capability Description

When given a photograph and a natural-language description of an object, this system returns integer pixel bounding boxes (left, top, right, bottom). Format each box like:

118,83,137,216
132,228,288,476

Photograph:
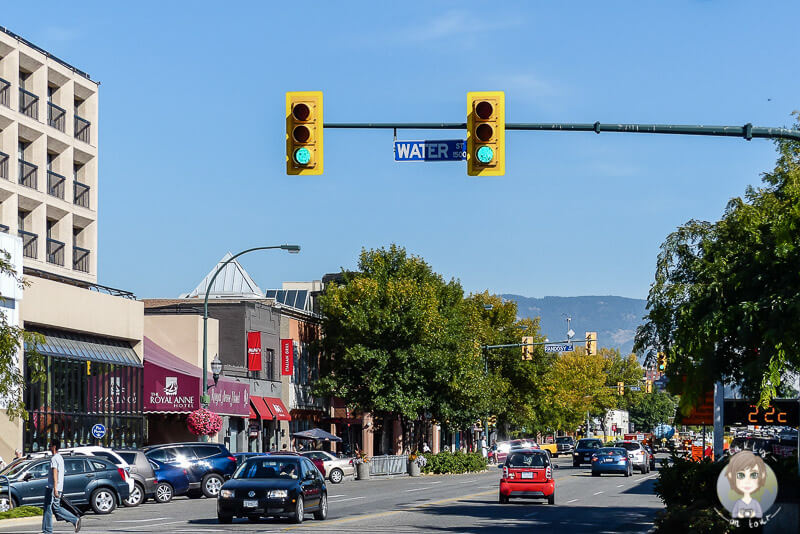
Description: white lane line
330,496,366,503
405,486,434,492
125,520,187,530
566,498,579,503
593,491,604,495
617,484,624,488
115,518,171,523
458,480,475,484
328,494,348,498
428,481,443,484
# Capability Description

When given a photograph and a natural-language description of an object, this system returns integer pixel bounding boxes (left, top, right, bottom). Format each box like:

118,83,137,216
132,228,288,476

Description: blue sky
4,1,798,299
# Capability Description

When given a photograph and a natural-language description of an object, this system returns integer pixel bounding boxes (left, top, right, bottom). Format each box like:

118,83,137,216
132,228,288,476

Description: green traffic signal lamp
476,146,494,163
293,147,311,165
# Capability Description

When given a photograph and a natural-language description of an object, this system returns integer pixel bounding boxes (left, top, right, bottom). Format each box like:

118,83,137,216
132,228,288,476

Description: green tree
628,391,677,432
635,112,800,409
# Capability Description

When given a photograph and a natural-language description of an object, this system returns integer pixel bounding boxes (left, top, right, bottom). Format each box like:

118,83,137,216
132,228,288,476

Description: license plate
584,456,591,460
604,458,614,463
521,472,533,479
243,499,258,508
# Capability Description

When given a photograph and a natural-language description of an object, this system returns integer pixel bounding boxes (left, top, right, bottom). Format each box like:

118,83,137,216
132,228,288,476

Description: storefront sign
208,379,250,416
143,365,198,413
281,339,293,376
247,332,262,372
88,368,140,413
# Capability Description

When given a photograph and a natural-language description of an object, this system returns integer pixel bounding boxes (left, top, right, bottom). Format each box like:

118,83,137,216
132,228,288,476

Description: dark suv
554,436,575,458
115,450,157,506
573,438,603,466
143,443,236,498
0,456,129,514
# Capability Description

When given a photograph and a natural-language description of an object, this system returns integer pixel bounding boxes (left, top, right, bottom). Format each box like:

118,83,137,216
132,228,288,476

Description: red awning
250,396,274,421
263,397,292,421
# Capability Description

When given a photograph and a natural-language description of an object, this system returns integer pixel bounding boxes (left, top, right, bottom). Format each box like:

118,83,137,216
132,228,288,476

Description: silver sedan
300,451,355,483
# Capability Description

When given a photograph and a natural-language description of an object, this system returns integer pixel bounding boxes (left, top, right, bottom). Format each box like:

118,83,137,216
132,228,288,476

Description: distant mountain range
501,295,648,356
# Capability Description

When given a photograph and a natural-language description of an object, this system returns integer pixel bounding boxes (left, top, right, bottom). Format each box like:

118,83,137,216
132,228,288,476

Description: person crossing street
42,439,81,534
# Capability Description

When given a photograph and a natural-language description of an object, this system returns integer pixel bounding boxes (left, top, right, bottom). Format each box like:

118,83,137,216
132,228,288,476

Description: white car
300,450,355,484
614,441,650,474
61,446,135,492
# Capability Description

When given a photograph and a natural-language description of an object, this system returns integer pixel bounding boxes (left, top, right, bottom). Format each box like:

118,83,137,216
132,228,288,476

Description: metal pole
713,381,724,460
201,245,300,408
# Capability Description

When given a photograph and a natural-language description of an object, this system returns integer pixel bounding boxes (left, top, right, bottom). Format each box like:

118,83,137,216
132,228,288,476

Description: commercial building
0,28,143,459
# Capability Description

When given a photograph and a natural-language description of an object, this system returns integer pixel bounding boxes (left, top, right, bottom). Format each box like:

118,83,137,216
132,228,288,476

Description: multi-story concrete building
0,28,143,459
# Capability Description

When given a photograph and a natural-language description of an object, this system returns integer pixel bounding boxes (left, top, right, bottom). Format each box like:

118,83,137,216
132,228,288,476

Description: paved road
2,455,664,533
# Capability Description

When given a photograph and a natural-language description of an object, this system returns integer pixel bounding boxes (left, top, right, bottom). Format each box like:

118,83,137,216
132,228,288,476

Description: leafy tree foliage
628,391,677,432
635,113,800,409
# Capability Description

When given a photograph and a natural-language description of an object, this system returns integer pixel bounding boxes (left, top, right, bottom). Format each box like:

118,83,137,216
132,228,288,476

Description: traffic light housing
657,352,667,371
286,91,323,175
645,380,653,394
617,382,624,395
467,91,505,176
488,415,497,428
585,332,597,356
521,336,534,360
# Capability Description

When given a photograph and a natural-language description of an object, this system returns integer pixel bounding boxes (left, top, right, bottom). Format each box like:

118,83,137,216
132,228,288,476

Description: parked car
267,451,325,478
554,436,575,458
0,456,129,514
217,455,328,524
143,442,236,498
614,441,650,473
590,447,632,477
573,438,603,466
498,449,556,505
61,447,135,495
148,458,190,503
300,451,354,484
115,450,157,507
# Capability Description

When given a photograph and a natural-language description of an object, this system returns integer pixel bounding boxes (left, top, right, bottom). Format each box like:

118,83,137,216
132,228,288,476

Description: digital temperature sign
724,399,799,427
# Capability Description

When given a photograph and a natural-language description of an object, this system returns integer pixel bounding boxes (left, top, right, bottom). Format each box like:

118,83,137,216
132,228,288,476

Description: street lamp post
201,244,300,407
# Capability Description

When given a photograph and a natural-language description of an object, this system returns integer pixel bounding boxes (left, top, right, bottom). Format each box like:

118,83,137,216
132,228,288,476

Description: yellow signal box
585,332,597,356
286,91,323,175
521,336,534,360
657,352,667,371
467,91,505,176
645,380,653,393
617,382,625,395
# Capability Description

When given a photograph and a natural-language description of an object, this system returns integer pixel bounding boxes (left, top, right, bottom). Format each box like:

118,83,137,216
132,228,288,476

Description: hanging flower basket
187,408,222,437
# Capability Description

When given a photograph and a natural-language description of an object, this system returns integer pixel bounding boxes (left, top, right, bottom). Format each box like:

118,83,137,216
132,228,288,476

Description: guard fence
369,454,408,476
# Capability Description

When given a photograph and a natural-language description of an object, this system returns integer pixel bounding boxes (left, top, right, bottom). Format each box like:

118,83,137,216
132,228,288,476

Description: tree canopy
635,113,800,409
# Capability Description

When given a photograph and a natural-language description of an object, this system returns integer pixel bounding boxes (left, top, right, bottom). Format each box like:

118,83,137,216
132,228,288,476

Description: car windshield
507,452,548,468
616,443,640,451
1,460,31,478
577,440,601,449
234,458,301,480
556,437,572,443
598,448,627,456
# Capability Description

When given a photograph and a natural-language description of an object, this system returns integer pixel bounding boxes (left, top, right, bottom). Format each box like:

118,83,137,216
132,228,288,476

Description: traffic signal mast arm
482,340,567,350
324,121,800,141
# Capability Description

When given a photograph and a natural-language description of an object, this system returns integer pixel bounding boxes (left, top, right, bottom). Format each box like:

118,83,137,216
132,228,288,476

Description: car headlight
268,489,288,499
219,489,234,499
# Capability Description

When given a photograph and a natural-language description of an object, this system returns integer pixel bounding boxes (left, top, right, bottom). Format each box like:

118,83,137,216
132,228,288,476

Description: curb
0,515,42,528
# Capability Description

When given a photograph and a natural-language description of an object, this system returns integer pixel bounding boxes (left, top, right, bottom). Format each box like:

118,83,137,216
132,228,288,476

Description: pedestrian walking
480,436,488,459
42,439,81,534
422,442,431,453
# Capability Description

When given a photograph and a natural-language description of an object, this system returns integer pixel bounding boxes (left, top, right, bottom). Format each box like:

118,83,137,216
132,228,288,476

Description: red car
499,449,555,505
266,451,325,477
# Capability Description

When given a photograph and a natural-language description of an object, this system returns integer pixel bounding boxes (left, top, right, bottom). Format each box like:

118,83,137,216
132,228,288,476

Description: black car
115,450,157,507
573,438,603,466
143,442,236,498
217,455,327,524
554,436,575,458
0,456,129,514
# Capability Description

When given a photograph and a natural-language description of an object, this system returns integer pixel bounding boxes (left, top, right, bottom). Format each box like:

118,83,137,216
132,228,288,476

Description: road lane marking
566,498,579,503
115,518,171,523
593,491,603,495
281,489,496,530
617,484,624,487
329,496,366,502
405,486,434,492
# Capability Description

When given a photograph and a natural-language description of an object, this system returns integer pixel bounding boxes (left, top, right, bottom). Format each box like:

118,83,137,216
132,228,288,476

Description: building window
265,349,274,381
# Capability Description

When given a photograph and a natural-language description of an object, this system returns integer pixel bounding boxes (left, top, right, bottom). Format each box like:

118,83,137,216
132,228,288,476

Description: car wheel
218,514,232,524
123,482,144,507
90,487,117,514
155,482,174,503
187,490,203,499
248,515,261,522
548,492,555,505
552,453,558,458
314,492,328,520
202,473,224,498
292,495,304,524
624,467,631,477
591,471,600,477
572,462,579,467
498,492,508,504
640,465,648,474
329,468,344,484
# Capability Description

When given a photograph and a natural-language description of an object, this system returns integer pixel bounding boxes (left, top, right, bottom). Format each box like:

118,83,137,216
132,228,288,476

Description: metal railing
19,230,37,259
47,170,66,199
369,454,408,476
74,115,90,143
18,159,37,189
47,101,66,132
0,150,8,180
19,87,38,120
74,181,90,208
47,238,65,266
73,245,89,272
0,77,9,107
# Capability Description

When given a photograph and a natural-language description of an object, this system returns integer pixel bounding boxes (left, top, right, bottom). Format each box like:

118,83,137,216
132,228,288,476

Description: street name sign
544,343,574,353
394,140,466,161
629,386,641,391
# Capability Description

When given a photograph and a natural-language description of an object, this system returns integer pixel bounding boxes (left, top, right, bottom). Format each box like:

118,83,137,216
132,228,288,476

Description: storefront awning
250,396,274,421
34,328,142,367
263,397,291,421
142,337,249,417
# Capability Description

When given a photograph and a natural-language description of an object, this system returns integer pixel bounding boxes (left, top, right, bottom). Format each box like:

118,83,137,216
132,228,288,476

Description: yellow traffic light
467,91,505,176
585,331,597,356
645,380,653,394
617,382,624,395
521,336,534,360
657,352,667,371
286,91,323,175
